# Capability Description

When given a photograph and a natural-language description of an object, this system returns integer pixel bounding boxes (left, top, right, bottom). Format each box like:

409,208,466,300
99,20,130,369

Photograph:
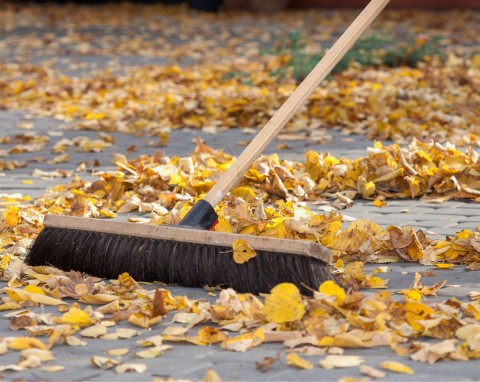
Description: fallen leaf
318,280,346,303
4,287,65,306
319,355,365,369
91,355,121,369
380,360,414,374
41,365,65,372
359,364,386,379
232,239,257,264
115,363,147,374
286,353,314,369
105,348,129,356
221,328,265,352
134,345,172,359
201,369,221,382
80,324,108,338
256,352,281,373
263,283,305,323
8,337,47,350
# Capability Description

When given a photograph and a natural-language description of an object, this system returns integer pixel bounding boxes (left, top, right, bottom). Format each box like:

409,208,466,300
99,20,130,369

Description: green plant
264,31,445,81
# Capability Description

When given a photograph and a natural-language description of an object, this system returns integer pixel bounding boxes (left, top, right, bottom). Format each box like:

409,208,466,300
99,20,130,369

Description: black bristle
26,227,338,295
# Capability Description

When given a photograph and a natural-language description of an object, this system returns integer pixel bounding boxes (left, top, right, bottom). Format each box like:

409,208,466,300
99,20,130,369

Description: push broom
27,0,390,294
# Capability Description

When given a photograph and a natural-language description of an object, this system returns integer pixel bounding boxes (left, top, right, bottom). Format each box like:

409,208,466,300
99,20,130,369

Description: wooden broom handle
204,0,390,206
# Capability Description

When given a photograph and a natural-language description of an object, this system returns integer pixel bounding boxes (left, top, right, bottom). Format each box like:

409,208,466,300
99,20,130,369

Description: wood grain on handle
204,0,390,206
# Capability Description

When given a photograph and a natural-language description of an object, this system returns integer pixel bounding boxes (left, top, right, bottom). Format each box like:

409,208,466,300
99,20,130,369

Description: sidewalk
1,3,480,381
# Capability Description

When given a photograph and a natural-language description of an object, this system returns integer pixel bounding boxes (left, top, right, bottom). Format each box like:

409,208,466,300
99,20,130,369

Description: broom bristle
26,227,337,295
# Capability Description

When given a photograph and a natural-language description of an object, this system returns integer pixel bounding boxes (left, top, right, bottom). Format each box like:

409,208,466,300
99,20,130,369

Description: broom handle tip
204,0,390,206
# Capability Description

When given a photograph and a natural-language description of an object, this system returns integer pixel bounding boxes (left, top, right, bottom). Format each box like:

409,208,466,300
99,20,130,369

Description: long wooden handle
204,0,390,206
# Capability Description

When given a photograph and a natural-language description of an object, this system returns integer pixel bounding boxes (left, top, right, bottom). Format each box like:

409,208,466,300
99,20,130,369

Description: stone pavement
2,108,480,381
1,4,480,382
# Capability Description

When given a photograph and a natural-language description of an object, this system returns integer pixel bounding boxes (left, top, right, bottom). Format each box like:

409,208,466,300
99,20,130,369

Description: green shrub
264,31,445,81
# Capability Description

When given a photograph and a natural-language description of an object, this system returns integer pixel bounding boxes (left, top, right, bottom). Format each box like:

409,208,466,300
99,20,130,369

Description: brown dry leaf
91,355,122,369
152,287,168,317
286,353,314,369
256,352,281,373
319,355,365,369
9,315,36,331
359,364,386,379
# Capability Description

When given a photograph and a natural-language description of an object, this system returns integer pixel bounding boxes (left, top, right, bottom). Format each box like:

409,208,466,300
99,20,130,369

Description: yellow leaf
23,285,45,295
365,276,388,289
435,263,456,269
4,287,65,306
286,353,313,369
118,272,138,290
22,180,33,185
231,186,256,203
334,259,344,270
402,288,422,301
372,198,387,207
380,360,414,374
214,219,233,233
197,327,228,344
201,369,221,382
59,307,95,327
232,239,256,264
9,337,47,350
128,312,162,329
362,181,375,198
85,112,106,120
263,283,305,323
3,206,20,227
319,280,346,303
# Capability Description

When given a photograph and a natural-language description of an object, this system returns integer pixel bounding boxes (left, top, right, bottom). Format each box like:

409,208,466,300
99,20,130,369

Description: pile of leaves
3,139,480,268
0,265,480,375
1,53,479,145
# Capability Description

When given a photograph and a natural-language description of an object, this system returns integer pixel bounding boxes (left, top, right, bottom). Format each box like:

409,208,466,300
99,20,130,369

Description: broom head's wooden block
44,215,332,263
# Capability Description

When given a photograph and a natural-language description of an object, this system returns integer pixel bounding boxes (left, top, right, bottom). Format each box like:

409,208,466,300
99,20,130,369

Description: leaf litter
1,2,480,378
